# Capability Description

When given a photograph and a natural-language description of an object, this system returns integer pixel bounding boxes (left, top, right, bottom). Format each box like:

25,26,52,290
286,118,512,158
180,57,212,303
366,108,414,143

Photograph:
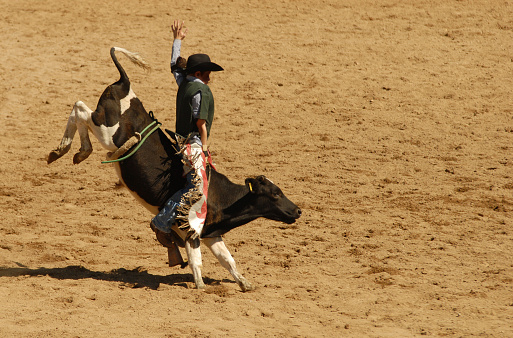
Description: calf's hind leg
202,237,255,292
48,101,94,164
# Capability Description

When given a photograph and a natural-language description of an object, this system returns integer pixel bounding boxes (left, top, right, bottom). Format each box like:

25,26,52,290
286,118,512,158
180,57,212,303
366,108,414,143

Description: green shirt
175,81,215,139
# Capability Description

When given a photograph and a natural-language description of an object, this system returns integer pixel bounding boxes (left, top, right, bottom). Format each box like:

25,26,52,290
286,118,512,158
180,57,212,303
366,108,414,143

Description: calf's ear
245,177,260,194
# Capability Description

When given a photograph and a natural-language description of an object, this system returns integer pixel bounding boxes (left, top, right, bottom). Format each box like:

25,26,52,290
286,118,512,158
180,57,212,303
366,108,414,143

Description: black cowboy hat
186,53,224,73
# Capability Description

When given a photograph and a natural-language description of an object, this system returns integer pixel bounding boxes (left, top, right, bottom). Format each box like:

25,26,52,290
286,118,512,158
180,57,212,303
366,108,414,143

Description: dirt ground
1,0,513,336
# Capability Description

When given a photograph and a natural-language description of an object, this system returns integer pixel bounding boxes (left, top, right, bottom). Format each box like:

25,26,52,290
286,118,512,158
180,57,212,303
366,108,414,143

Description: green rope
101,120,161,164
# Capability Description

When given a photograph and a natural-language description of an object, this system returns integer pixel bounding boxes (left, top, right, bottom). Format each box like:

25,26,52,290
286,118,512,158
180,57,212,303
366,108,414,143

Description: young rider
151,20,223,241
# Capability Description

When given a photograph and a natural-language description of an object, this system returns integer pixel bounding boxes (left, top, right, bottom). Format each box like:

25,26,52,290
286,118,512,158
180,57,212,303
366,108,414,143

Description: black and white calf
48,47,301,291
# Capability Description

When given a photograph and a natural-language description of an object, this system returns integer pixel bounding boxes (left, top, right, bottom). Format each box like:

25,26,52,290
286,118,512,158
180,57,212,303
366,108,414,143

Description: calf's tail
110,47,150,83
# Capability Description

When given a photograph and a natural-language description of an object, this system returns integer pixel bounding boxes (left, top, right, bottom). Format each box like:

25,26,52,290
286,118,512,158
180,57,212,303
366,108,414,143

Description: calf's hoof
238,280,255,292
73,150,92,164
47,150,62,164
194,281,206,290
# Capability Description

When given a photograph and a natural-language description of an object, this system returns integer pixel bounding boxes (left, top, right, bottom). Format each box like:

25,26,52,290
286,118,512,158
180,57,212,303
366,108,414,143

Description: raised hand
172,20,187,40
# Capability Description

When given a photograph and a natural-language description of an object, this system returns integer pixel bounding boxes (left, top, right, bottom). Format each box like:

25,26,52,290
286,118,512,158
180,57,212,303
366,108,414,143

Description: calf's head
245,175,302,224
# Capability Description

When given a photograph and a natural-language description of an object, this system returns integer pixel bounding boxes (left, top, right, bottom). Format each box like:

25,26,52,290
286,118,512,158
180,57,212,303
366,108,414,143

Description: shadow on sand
0,264,230,290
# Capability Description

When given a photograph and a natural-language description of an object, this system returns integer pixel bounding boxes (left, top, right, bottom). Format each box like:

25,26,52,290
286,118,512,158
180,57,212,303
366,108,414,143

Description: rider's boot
152,223,188,269
151,198,179,233
167,242,187,268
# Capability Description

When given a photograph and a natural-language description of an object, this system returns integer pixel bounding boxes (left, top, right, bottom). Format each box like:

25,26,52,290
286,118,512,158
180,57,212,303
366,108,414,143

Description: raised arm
170,20,188,85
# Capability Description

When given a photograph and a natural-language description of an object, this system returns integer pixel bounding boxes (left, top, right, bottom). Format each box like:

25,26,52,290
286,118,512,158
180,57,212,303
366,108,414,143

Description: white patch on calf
120,87,136,115
90,87,136,152
91,123,120,152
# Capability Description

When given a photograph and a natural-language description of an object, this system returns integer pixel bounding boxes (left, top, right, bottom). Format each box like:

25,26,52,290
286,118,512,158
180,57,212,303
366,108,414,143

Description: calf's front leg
202,237,255,292
185,237,205,289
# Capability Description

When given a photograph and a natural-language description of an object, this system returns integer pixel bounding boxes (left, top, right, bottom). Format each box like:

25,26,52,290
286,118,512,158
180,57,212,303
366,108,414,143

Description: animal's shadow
0,264,234,290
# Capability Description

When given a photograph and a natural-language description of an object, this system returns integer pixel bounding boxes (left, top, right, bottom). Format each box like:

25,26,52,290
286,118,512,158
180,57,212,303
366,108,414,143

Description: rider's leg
182,143,208,238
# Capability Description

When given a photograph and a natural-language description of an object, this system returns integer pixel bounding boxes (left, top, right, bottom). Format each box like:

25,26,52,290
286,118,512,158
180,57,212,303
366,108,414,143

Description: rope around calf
102,120,161,164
